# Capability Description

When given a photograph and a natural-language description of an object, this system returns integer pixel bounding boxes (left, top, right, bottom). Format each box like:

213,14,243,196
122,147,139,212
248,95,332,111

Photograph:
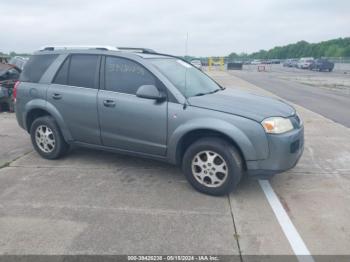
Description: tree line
228,37,350,60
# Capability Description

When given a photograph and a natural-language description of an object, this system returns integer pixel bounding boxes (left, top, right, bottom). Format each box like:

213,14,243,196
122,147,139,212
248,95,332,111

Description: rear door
48,54,101,144
98,56,167,156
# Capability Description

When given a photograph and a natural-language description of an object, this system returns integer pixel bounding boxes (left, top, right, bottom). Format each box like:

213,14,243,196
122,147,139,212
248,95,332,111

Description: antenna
185,32,189,57
184,32,189,103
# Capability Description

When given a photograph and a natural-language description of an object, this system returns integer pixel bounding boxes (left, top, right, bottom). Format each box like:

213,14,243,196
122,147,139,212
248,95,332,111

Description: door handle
52,93,62,100
103,99,116,107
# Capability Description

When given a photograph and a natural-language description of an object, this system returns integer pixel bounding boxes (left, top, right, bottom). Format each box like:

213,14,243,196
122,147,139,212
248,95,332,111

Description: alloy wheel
191,150,228,188
35,125,56,153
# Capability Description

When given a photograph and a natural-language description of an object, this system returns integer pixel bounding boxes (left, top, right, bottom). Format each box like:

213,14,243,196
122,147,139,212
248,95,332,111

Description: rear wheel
30,116,69,159
182,138,243,196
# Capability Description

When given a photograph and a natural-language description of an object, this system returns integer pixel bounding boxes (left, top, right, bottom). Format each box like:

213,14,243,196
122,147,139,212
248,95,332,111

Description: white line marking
259,180,314,262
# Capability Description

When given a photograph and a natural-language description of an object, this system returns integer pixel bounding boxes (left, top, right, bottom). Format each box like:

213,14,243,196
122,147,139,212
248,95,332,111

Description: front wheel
182,138,243,196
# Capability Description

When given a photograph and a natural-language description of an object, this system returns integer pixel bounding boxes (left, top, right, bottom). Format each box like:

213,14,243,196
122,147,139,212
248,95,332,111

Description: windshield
150,58,220,97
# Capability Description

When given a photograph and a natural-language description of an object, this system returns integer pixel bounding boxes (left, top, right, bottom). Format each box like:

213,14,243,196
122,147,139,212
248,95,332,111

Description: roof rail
40,45,119,51
118,47,156,54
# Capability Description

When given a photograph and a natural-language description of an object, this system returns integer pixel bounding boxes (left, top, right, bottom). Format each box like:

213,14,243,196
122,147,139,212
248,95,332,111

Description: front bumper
246,126,304,178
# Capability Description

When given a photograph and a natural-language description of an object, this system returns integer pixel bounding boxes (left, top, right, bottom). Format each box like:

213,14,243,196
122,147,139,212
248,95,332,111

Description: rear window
20,54,58,83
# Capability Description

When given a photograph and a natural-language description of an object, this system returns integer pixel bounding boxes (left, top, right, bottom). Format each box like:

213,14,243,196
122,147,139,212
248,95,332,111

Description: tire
182,137,243,196
30,116,69,159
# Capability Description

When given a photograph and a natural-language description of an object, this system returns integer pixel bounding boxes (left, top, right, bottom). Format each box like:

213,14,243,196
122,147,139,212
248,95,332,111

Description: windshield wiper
208,88,221,94
192,88,221,97
192,92,207,97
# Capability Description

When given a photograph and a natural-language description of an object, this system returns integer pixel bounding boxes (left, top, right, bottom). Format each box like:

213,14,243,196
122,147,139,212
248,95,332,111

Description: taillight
13,81,20,102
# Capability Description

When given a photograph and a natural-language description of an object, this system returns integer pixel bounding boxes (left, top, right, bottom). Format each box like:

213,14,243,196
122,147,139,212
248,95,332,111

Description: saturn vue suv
14,46,304,195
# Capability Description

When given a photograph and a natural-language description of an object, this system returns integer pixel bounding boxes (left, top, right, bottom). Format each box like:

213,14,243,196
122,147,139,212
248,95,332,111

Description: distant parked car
227,62,243,70
0,63,21,111
291,60,299,68
271,59,281,64
8,56,29,71
283,59,291,67
297,57,314,69
190,59,202,70
283,59,297,67
309,59,334,72
284,59,299,67
251,59,261,65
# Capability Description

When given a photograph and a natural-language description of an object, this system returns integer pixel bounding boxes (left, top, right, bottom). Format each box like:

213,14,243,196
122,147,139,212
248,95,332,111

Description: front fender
167,117,261,164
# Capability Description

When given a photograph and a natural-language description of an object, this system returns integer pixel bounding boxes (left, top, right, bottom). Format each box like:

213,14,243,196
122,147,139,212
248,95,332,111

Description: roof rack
118,47,156,54
40,45,119,51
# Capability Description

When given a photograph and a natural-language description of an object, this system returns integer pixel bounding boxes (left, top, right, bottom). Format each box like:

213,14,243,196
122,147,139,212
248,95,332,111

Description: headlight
261,117,294,134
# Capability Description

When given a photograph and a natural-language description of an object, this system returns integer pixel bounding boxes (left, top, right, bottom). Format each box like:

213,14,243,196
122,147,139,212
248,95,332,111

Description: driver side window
105,57,157,95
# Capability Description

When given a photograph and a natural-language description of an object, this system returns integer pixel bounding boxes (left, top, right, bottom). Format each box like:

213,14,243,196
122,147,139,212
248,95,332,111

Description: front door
98,56,167,156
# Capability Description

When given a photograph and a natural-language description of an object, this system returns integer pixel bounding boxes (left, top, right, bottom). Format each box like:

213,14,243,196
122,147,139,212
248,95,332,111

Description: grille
290,140,300,153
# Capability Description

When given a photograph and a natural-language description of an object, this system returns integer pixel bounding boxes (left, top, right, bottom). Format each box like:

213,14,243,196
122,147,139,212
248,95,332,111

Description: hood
187,89,295,122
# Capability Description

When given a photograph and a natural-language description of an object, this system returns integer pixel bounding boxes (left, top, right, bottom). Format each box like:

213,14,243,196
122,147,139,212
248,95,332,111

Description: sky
1,0,350,56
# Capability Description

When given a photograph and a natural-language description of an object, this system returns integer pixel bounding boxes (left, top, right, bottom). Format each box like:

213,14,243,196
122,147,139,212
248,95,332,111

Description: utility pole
185,32,189,58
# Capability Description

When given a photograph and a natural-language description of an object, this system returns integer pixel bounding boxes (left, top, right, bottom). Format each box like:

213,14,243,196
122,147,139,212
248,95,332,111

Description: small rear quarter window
20,54,58,83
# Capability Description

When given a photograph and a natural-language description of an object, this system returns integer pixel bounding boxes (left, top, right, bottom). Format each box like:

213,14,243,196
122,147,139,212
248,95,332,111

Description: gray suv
15,46,304,195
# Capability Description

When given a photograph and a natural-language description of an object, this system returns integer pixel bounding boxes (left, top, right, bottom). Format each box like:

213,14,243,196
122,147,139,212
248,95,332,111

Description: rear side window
105,56,156,94
53,54,100,89
53,57,69,85
20,54,58,83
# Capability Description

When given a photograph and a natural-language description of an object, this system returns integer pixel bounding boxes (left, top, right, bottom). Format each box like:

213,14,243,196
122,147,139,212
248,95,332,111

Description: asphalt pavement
0,70,350,259
229,67,350,128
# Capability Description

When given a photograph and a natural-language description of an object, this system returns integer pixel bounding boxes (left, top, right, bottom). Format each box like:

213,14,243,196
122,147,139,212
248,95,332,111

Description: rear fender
24,100,73,141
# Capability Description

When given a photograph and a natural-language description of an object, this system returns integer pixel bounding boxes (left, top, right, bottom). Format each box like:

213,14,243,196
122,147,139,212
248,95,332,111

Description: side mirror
136,85,165,100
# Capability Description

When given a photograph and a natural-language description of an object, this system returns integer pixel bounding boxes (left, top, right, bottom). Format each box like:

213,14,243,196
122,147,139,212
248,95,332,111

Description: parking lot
231,64,350,128
242,63,350,94
1,68,350,260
